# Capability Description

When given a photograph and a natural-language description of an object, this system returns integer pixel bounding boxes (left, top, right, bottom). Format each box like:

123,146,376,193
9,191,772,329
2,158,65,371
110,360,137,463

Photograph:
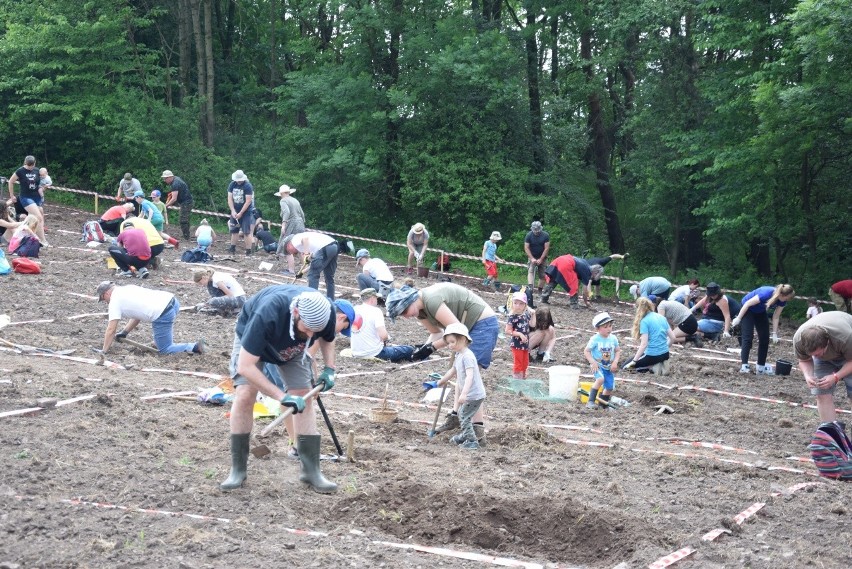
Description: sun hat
133,190,145,198
629,284,639,299
359,288,378,299
274,184,296,196
590,264,604,280
411,223,425,234
443,322,472,342
490,231,502,241
96,281,115,302
355,248,370,265
512,291,528,304
123,173,132,181
231,170,247,182
150,189,161,198
333,299,356,337
385,285,419,321
291,291,331,333
161,170,174,178
530,221,543,232
592,312,613,328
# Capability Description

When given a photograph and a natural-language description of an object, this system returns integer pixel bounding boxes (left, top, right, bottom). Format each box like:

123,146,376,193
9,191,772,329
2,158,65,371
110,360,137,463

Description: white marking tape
373,540,554,569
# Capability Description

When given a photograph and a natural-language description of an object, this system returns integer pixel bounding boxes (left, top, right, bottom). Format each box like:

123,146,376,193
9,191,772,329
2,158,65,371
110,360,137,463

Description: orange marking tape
664,440,759,455
0,407,43,419
648,546,696,569
542,424,606,434
329,391,436,411
785,455,814,463
701,528,731,542
373,540,552,569
733,502,765,525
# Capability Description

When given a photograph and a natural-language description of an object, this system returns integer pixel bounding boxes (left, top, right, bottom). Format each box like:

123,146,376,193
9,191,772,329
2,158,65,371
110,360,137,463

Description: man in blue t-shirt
220,286,354,494
227,169,254,255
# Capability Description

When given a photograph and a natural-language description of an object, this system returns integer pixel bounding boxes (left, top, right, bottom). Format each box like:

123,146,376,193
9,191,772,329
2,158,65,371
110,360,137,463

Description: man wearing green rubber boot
220,286,353,494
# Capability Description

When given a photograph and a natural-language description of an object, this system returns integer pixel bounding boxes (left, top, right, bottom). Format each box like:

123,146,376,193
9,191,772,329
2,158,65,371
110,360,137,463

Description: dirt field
0,205,849,569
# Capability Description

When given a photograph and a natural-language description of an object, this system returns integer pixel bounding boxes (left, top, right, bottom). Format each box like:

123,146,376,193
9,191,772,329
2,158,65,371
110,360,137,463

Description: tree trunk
525,10,545,177
189,0,206,141
203,0,215,146
177,0,192,103
799,152,816,256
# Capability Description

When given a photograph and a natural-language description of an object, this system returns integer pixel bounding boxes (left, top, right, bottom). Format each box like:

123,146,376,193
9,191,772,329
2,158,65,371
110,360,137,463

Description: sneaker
136,268,149,279
192,339,207,354
757,365,774,376
117,270,133,278
542,353,557,363
534,352,545,361
739,364,751,374
460,440,480,450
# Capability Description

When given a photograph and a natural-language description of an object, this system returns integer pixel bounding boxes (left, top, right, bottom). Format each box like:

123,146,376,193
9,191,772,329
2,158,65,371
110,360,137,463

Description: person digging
220,286,353,494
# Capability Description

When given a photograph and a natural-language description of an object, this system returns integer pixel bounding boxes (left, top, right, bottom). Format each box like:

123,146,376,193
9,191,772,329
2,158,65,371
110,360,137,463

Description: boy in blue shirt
584,312,621,409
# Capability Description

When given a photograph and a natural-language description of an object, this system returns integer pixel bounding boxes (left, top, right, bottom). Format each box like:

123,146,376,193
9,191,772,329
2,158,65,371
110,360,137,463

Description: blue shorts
19,195,43,208
698,318,724,335
229,213,253,235
595,368,615,391
469,315,500,369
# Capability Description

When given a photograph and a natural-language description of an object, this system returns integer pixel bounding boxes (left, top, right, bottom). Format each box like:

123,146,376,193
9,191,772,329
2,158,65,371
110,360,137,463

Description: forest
0,0,849,294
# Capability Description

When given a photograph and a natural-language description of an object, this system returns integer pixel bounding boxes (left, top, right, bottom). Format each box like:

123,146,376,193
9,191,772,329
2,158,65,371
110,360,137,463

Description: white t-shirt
108,285,173,322
454,348,486,400
350,304,386,358
291,232,335,254
669,285,691,304
212,272,246,297
363,258,393,282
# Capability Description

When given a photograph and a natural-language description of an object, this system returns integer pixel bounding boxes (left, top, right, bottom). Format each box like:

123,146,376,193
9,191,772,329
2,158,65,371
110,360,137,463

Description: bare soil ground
0,205,849,569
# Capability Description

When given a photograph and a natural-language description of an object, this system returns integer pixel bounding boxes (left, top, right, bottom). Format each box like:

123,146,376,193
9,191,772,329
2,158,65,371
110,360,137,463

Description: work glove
622,360,636,371
731,317,741,328
280,394,306,413
411,342,435,361
770,333,779,344
722,331,732,339
115,330,129,340
318,366,336,392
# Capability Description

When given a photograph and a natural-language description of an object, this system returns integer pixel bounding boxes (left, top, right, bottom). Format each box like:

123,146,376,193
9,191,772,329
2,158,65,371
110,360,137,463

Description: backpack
181,247,212,263
81,220,106,243
0,249,11,275
503,284,532,313
11,234,41,258
12,257,41,274
808,421,852,481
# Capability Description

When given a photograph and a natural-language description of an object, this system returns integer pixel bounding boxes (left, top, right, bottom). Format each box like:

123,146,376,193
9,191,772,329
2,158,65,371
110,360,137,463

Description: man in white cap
354,249,394,298
274,184,306,275
220,285,353,494
225,169,254,255
161,169,194,240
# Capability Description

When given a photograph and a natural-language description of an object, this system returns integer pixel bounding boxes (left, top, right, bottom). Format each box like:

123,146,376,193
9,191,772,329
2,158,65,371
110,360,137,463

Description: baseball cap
512,291,527,304
355,249,370,265
123,173,132,181
592,312,613,328
706,282,721,296
333,299,355,337
150,189,161,198
96,281,114,302
133,190,145,198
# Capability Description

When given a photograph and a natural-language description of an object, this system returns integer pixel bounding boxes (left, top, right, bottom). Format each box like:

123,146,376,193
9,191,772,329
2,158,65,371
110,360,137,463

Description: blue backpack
180,247,212,263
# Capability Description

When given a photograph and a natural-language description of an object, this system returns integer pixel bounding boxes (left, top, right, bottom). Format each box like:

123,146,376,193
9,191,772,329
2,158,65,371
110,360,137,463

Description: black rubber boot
433,411,460,434
297,435,337,494
473,424,487,448
220,433,250,491
586,388,599,409
541,284,554,304
228,244,236,254
569,294,580,309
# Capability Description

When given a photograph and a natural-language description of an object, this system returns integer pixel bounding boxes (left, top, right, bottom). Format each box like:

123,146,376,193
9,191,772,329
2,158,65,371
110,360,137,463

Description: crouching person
220,286,353,494
193,268,247,315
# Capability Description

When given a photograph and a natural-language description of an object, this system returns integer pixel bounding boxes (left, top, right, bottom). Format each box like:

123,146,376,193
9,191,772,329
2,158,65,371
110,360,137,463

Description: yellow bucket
106,257,118,270
579,381,594,404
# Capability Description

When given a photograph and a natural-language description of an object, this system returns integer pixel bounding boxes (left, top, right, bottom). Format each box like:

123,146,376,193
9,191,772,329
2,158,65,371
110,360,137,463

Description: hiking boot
433,412,459,434
688,335,703,348
739,363,751,374
586,401,599,409
136,267,149,279
245,249,253,256
228,244,236,254
192,339,207,354
651,361,668,375
473,424,487,448
460,440,480,450
534,352,545,361
569,295,580,309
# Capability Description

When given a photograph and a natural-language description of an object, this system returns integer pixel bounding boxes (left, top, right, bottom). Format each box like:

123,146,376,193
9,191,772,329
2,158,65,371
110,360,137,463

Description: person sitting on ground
280,232,339,299
119,216,165,269
669,279,701,307
584,312,621,409
807,298,823,320
354,249,394,297
623,297,676,374
829,280,852,314
732,284,794,375
690,282,740,341
657,298,701,346
793,311,852,423
109,220,152,278
193,268,247,315
529,305,557,363
0,200,21,246
134,190,179,248
99,202,135,236
96,281,205,355
406,223,429,275
8,214,42,257
541,254,593,309
350,288,415,362
585,253,626,300
506,291,535,379
195,219,216,251
252,212,277,253
434,323,487,450
629,276,672,301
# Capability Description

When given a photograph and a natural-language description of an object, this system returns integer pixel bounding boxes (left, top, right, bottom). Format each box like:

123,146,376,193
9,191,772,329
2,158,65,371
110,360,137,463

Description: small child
38,168,52,199
194,219,215,251
506,291,536,379
481,230,503,288
150,189,168,225
436,323,486,450
806,298,822,319
583,312,621,409
9,214,42,257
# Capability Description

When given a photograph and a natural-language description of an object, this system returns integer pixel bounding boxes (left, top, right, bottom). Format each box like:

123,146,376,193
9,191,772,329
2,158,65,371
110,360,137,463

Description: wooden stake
346,430,355,463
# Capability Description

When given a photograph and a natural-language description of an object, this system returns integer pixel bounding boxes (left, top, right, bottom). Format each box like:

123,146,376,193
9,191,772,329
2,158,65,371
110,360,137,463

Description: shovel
613,253,629,301
116,336,159,353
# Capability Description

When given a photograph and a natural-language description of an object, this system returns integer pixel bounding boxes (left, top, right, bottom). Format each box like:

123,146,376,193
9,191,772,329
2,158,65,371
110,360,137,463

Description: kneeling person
351,288,414,362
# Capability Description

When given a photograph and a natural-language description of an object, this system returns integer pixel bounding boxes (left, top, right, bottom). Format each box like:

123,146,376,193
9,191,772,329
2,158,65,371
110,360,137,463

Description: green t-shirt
419,283,486,330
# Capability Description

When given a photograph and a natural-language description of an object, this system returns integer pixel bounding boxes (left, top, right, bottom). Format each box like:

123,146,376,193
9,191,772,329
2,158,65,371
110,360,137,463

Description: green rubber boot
220,433,250,491
297,435,338,494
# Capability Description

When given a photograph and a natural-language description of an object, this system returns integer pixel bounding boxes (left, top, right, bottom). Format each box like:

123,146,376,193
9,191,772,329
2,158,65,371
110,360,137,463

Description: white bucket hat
231,170,247,182
274,184,296,196
490,231,502,241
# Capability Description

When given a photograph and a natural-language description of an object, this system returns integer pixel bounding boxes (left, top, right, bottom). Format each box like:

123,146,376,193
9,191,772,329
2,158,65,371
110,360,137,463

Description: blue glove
280,395,306,413
422,380,439,391
318,366,336,392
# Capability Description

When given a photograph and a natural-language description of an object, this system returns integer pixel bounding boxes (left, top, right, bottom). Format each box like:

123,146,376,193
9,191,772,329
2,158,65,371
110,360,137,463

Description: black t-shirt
524,230,550,258
255,228,276,247
587,256,614,268
168,176,193,204
235,285,336,365
15,166,40,199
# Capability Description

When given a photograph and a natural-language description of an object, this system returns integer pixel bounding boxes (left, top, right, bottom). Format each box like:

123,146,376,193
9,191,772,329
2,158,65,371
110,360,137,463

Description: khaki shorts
229,331,312,390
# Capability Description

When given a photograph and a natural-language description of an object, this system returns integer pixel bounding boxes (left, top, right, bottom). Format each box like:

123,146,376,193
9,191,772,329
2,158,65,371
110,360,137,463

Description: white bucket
548,365,580,401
